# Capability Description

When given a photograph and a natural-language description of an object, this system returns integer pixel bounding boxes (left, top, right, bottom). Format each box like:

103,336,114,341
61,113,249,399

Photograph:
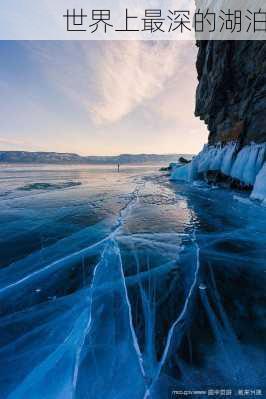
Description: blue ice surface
0,163,265,398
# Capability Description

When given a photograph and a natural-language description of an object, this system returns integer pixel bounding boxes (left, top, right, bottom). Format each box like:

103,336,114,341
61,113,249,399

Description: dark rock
206,171,253,192
178,157,191,164
195,41,266,145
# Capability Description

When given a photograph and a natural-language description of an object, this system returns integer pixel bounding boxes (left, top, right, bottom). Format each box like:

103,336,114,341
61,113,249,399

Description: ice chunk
251,162,266,203
170,164,190,182
197,145,216,174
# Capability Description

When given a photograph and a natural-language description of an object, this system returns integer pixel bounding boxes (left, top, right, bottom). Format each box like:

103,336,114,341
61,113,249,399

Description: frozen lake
0,164,265,398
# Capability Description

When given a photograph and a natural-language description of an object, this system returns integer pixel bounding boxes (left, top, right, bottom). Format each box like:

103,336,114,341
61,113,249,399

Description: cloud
20,40,208,154
24,41,97,112
148,44,198,124
0,137,36,150
89,41,189,125
26,41,193,127
0,137,28,146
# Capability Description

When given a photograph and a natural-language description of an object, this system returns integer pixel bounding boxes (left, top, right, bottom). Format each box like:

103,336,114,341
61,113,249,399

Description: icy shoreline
171,142,266,204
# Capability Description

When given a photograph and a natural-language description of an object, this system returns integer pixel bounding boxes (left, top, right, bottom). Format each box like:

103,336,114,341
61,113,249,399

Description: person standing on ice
117,155,121,172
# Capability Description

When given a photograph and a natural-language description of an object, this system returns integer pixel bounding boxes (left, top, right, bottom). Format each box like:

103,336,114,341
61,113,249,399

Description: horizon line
0,149,195,157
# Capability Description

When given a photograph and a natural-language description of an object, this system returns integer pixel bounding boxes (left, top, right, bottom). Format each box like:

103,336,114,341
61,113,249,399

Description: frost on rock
171,141,266,202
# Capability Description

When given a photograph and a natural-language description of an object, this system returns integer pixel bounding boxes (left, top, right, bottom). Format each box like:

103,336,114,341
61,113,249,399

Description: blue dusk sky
0,41,208,155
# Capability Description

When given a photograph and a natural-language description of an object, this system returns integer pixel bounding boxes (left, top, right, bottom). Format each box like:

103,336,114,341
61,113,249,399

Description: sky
0,41,208,155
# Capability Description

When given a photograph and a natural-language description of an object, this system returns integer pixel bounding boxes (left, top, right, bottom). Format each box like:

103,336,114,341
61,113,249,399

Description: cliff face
195,41,266,145
171,41,266,198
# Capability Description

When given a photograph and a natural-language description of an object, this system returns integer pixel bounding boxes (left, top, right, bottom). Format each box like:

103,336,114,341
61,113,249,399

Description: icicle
209,144,225,171
255,145,266,175
220,143,237,176
241,143,264,185
170,142,266,192
230,145,252,182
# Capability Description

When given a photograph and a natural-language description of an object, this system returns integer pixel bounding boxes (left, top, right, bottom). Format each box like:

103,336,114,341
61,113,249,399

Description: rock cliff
195,41,266,145
171,42,266,201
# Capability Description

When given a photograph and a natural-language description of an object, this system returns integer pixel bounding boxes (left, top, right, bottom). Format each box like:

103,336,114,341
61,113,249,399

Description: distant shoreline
0,151,193,165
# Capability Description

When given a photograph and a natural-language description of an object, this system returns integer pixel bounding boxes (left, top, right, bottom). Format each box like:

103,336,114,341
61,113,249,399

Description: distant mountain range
0,151,193,164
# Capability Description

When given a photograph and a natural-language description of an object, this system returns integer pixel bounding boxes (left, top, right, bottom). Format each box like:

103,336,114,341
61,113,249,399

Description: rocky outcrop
171,41,266,202
195,41,266,145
